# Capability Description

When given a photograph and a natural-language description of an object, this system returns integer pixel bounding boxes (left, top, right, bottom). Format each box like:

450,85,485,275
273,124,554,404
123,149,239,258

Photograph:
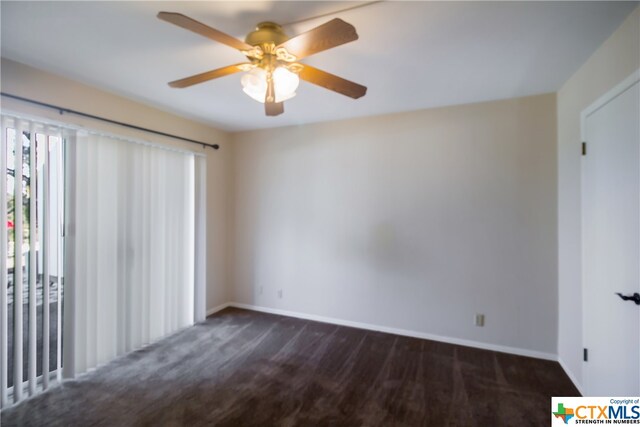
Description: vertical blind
1,116,65,407
1,113,206,407
65,131,196,376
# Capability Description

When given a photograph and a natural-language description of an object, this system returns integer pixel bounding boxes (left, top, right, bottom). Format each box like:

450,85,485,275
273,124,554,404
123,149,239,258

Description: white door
583,76,640,396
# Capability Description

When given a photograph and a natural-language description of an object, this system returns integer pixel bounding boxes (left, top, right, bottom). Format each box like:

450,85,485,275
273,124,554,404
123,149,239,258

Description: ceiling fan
157,12,367,117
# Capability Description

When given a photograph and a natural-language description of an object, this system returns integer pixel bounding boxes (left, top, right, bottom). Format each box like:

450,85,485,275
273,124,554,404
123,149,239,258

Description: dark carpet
1,307,579,426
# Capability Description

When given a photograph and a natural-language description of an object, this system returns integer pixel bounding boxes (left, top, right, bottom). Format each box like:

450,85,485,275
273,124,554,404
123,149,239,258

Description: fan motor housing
245,22,289,47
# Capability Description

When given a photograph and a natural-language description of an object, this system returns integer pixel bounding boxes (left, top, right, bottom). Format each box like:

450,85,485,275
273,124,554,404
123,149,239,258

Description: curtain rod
0,92,220,150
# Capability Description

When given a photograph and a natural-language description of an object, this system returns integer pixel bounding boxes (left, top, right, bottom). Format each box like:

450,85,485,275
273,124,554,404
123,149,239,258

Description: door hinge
582,142,587,156
583,348,588,362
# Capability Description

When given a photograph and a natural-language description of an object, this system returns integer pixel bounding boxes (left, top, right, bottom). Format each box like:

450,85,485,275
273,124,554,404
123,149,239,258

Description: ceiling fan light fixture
241,66,299,104
158,12,366,116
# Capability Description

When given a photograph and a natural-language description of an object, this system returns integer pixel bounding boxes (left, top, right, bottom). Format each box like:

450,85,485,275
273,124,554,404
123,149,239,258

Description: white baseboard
225,302,557,361
558,357,584,396
206,302,231,317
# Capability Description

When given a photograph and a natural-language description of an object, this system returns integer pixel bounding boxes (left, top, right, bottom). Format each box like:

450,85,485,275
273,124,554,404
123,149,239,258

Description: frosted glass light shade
273,67,299,99
241,66,299,103
241,67,268,103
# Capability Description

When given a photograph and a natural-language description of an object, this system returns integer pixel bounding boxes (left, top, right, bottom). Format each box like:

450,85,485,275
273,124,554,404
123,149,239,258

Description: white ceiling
1,1,637,132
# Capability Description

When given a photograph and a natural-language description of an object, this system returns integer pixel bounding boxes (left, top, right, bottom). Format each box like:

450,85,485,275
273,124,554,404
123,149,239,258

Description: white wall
230,93,558,356
0,58,233,312
557,6,640,389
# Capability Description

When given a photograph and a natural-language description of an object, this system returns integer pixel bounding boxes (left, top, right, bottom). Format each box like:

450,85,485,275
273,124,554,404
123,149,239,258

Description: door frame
580,68,640,395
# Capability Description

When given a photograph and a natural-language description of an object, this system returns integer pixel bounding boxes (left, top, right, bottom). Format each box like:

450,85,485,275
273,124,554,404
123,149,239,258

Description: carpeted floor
1,307,579,426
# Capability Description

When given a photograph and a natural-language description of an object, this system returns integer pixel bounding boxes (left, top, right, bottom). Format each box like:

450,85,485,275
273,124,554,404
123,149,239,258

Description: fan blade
276,18,358,60
158,12,254,52
265,76,284,116
298,64,367,99
168,63,250,88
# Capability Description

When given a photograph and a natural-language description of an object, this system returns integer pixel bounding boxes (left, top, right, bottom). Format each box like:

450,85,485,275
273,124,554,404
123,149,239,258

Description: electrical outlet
475,314,485,327
277,289,283,299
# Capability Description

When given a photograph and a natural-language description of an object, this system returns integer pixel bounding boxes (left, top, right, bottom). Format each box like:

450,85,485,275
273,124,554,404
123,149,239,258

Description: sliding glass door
2,113,206,408
1,117,65,406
